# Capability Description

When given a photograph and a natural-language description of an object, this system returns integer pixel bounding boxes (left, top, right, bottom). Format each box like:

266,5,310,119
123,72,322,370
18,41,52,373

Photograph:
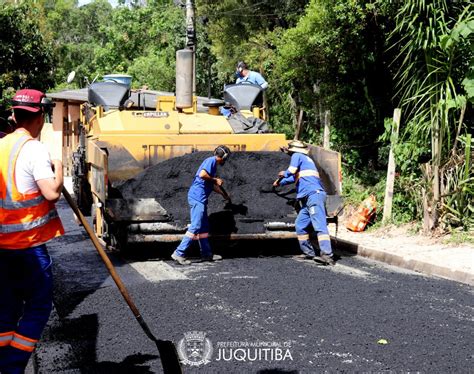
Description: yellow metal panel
157,95,197,113
94,110,180,135
178,112,233,134
157,96,176,111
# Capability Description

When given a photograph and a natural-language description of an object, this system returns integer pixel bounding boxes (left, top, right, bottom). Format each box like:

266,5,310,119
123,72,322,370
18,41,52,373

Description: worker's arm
281,154,300,178
36,159,63,202
274,173,295,187
199,169,223,186
253,72,268,90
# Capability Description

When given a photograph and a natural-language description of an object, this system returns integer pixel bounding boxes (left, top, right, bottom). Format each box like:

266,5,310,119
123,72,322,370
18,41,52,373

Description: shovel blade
155,339,183,374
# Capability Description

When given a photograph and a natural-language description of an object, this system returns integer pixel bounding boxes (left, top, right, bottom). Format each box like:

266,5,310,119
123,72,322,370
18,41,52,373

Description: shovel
219,185,232,204
62,187,182,373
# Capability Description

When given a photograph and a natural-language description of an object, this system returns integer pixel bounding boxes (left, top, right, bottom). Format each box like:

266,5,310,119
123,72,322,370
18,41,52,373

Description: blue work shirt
236,71,268,89
188,156,217,203
279,153,324,199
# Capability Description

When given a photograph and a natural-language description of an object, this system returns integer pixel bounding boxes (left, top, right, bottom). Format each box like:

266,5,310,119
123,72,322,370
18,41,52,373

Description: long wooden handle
62,187,142,317
62,187,183,373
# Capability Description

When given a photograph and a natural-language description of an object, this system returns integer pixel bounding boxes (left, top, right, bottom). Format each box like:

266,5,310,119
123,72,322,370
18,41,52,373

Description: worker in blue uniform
235,61,268,90
274,141,335,265
171,146,231,265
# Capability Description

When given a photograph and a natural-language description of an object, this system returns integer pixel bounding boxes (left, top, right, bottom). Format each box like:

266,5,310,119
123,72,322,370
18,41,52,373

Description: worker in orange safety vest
0,89,64,374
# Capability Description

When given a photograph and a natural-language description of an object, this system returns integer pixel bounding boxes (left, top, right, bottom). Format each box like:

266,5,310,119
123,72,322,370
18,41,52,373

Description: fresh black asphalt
34,198,473,373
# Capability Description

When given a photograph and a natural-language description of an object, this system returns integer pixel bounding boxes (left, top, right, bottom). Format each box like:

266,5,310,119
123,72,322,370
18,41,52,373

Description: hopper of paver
101,147,342,249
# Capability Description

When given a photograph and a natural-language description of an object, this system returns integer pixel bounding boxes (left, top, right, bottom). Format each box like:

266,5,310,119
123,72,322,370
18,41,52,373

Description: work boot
316,253,336,266
201,254,223,262
171,253,191,265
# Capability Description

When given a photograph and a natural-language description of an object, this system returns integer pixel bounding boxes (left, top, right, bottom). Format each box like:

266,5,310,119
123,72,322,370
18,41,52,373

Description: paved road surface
34,199,473,373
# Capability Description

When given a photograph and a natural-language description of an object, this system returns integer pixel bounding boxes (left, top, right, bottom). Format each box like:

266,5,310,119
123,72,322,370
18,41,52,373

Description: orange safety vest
0,130,64,249
346,195,377,232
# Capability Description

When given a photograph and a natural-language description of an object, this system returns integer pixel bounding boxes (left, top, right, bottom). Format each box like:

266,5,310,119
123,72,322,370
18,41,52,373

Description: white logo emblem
177,331,213,366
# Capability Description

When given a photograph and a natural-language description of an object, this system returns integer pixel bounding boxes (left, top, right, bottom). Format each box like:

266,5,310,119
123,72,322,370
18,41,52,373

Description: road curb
333,237,474,286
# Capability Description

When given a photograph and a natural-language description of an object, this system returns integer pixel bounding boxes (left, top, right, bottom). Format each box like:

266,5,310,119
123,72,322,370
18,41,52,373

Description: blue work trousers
295,191,333,257
174,198,212,258
0,245,53,374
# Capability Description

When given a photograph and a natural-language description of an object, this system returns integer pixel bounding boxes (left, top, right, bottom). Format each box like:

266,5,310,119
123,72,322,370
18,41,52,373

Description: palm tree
388,0,473,231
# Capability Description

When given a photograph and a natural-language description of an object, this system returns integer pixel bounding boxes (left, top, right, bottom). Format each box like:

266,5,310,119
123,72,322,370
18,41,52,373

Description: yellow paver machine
71,51,343,250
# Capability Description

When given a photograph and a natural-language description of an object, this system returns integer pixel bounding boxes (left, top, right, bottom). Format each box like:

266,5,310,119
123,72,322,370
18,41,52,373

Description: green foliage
440,134,473,231
342,167,422,225
444,230,474,245
272,0,395,169
43,0,114,87
388,0,473,231
42,0,185,90
389,0,473,166
127,51,175,90
195,0,308,97
0,2,55,99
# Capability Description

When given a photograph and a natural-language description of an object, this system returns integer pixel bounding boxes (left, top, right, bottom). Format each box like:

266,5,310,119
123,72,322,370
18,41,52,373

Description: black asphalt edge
31,305,80,374
332,237,474,286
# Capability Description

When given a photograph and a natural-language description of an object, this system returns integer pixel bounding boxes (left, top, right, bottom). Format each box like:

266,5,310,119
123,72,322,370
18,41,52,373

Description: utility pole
185,0,196,96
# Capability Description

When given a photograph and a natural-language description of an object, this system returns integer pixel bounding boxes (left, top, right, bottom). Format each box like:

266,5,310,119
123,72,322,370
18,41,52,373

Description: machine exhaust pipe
175,49,194,109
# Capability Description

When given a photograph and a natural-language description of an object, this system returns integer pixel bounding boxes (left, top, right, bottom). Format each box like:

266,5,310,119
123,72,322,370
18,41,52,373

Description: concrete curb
333,237,474,286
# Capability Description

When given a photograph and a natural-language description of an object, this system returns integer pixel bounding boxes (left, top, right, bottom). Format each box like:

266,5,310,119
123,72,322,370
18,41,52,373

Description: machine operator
235,61,268,90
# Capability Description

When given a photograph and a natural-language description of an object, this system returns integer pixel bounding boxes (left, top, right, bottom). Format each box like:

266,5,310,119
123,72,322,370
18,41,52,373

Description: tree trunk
382,108,401,224
421,163,435,232
294,109,304,140
323,110,331,149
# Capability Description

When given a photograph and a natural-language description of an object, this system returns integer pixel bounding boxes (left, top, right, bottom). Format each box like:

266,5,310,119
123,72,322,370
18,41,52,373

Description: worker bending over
171,146,231,265
0,89,64,373
274,141,335,265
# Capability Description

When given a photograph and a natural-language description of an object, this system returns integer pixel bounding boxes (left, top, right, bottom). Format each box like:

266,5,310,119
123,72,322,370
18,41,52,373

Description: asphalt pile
118,151,297,234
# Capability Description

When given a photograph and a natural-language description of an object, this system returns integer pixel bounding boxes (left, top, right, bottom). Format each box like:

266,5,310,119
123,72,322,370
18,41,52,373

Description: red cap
11,89,46,113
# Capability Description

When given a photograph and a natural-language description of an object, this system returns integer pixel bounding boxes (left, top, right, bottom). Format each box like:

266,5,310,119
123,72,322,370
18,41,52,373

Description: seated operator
235,61,268,90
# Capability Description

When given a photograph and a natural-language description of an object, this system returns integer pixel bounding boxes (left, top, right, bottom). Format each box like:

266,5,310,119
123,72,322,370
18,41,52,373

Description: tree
273,0,394,168
388,0,473,230
0,3,55,97
43,0,114,87
196,0,308,95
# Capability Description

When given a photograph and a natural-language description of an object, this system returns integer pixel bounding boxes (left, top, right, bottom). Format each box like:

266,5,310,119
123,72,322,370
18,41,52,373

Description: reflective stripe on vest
0,209,59,233
295,169,320,182
0,331,14,347
11,333,38,352
287,166,298,174
0,194,45,209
